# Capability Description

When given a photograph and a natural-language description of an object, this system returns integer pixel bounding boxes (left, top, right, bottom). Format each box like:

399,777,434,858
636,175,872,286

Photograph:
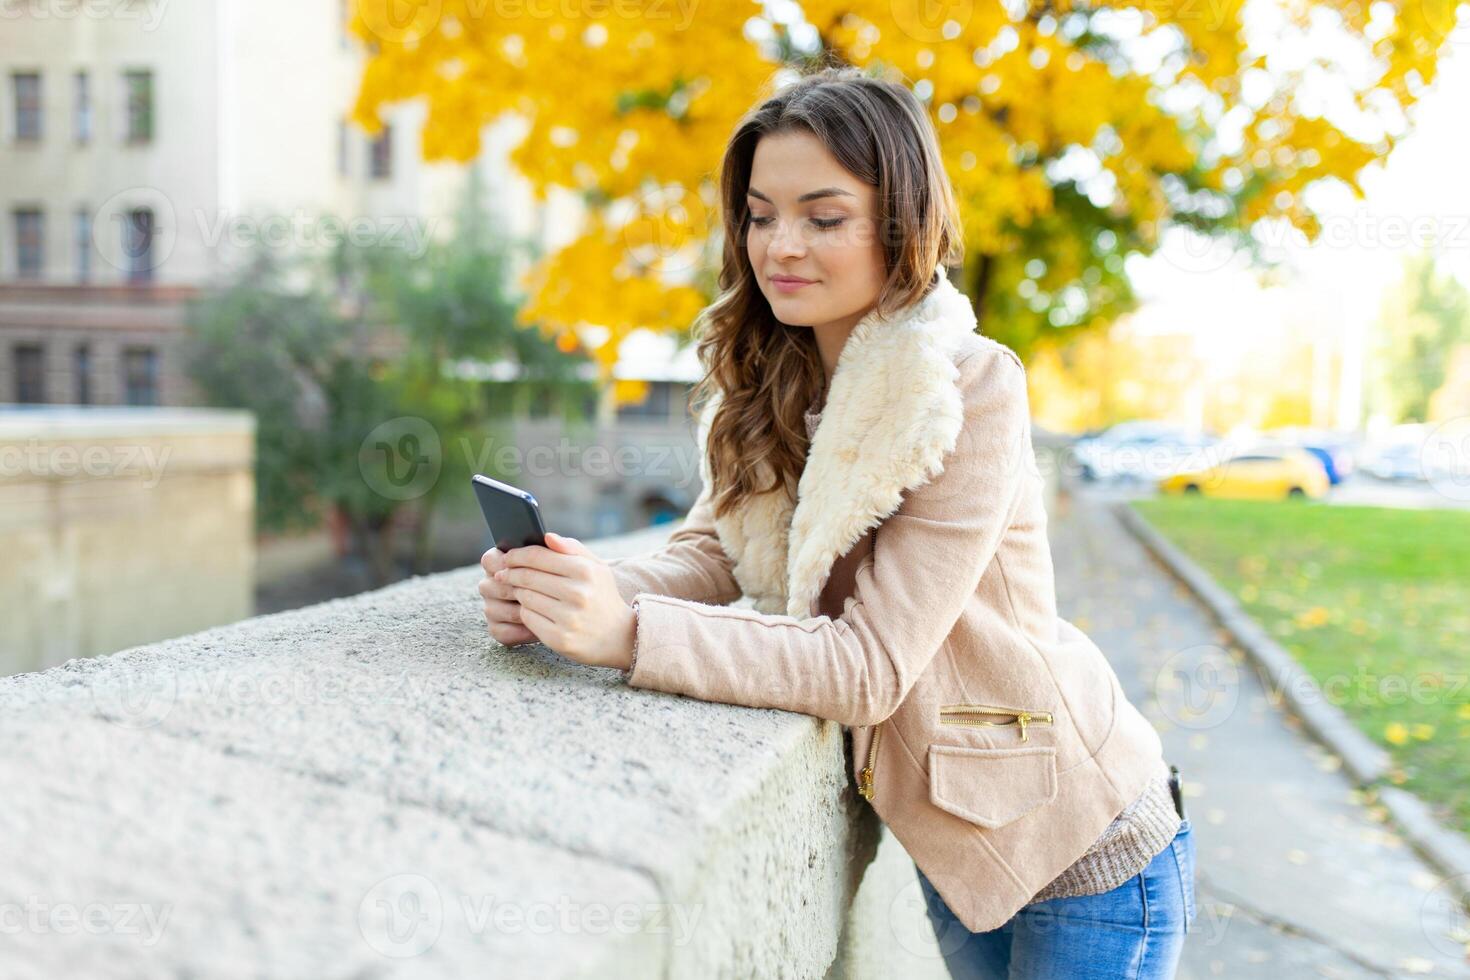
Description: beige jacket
605,274,1168,932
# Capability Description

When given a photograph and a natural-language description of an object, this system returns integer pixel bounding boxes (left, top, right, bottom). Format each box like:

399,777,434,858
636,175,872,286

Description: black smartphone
471,474,547,551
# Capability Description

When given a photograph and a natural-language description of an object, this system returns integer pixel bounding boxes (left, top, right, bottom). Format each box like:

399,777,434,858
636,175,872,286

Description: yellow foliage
348,0,1454,404
613,378,650,405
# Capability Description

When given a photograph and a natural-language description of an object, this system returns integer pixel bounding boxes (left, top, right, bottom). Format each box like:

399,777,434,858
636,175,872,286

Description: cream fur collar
694,274,980,617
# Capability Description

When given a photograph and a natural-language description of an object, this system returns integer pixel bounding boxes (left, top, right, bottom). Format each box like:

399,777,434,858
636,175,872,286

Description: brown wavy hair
692,65,965,520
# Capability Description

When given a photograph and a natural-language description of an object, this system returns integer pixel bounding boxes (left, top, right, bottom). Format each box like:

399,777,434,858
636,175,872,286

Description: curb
1112,499,1470,904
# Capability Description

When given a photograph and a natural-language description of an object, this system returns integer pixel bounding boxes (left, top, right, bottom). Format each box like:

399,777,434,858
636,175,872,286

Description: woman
478,66,1197,978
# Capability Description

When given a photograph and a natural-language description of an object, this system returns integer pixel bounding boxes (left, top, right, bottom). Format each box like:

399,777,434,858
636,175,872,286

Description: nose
765,218,807,261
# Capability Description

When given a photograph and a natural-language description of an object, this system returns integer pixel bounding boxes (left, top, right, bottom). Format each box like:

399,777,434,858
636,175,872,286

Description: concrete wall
0,406,255,675
0,517,981,978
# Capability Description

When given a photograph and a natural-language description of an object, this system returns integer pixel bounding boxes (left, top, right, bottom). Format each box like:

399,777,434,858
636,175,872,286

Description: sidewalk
1052,489,1470,978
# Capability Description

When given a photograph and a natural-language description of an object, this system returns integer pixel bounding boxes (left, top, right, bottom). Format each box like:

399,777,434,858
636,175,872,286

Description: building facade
0,0,566,408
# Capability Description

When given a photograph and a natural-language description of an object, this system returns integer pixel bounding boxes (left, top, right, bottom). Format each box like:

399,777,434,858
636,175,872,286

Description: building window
74,70,91,143
14,208,44,279
615,381,675,422
122,346,158,406
368,123,392,179
14,344,45,403
12,72,41,142
74,343,91,405
337,118,349,177
122,207,155,283
123,69,153,143
75,207,92,282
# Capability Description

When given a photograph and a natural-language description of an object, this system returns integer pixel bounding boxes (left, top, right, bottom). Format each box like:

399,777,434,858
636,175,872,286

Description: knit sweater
1026,760,1182,902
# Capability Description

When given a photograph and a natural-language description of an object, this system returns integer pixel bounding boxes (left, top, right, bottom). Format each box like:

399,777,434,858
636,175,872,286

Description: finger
516,603,559,645
480,548,506,575
510,584,563,623
544,531,594,558
497,566,576,602
489,622,537,646
477,575,516,603
482,597,523,623
503,543,583,578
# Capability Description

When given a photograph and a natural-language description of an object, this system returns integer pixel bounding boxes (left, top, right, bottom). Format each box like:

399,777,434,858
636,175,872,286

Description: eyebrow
746,186,857,204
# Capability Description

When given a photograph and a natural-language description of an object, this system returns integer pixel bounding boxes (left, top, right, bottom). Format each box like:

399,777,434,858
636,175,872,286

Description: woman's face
745,129,886,330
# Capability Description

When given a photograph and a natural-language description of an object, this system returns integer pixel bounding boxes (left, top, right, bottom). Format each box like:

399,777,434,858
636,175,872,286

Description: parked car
1158,446,1331,500
1261,427,1357,485
1361,440,1431,482
1069,421,1220,483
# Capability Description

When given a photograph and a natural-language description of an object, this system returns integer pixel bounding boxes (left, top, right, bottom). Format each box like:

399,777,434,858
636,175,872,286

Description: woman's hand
491,532,637,671
479,547,538,647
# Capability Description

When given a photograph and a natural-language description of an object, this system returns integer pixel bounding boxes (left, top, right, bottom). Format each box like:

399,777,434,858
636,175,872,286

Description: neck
811,305,872,389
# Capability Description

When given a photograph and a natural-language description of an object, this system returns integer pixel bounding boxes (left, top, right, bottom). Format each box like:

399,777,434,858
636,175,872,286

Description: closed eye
749,216,845,230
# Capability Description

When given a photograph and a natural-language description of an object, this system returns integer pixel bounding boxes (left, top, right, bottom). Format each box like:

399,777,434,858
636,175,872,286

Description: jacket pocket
938,703,1054,742
927,744,1059,829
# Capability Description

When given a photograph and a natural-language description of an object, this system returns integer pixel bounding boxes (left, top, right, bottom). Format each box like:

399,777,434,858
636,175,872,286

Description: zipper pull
858,767,874,800
1017,712,1031,742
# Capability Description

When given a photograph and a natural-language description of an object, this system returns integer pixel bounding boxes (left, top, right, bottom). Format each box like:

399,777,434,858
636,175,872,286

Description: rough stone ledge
0,523,878,980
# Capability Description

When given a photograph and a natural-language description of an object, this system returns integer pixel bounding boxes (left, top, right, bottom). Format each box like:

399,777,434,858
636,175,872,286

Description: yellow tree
349,0,1463,395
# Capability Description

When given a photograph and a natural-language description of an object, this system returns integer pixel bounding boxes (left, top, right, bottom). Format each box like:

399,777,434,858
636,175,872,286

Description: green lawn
1131,496,1470,835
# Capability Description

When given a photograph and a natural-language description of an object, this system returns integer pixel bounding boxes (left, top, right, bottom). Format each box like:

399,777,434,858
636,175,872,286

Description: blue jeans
915,818,1196,979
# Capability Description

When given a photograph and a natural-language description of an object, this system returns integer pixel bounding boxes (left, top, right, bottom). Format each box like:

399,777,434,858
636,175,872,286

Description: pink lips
771,275,816,293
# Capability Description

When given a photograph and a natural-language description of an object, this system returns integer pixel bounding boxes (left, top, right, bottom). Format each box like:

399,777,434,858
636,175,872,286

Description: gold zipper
939,704,1054,742
857,721,882,800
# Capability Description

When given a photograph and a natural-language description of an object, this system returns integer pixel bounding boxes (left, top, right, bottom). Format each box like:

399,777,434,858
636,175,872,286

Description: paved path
1052,487,1470,978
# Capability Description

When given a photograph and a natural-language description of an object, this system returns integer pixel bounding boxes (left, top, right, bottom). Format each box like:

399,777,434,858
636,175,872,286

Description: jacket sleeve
604,480,743,607
623,347,1034,727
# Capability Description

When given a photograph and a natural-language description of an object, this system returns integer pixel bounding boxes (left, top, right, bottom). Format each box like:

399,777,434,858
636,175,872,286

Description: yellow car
1158,448,1330,501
